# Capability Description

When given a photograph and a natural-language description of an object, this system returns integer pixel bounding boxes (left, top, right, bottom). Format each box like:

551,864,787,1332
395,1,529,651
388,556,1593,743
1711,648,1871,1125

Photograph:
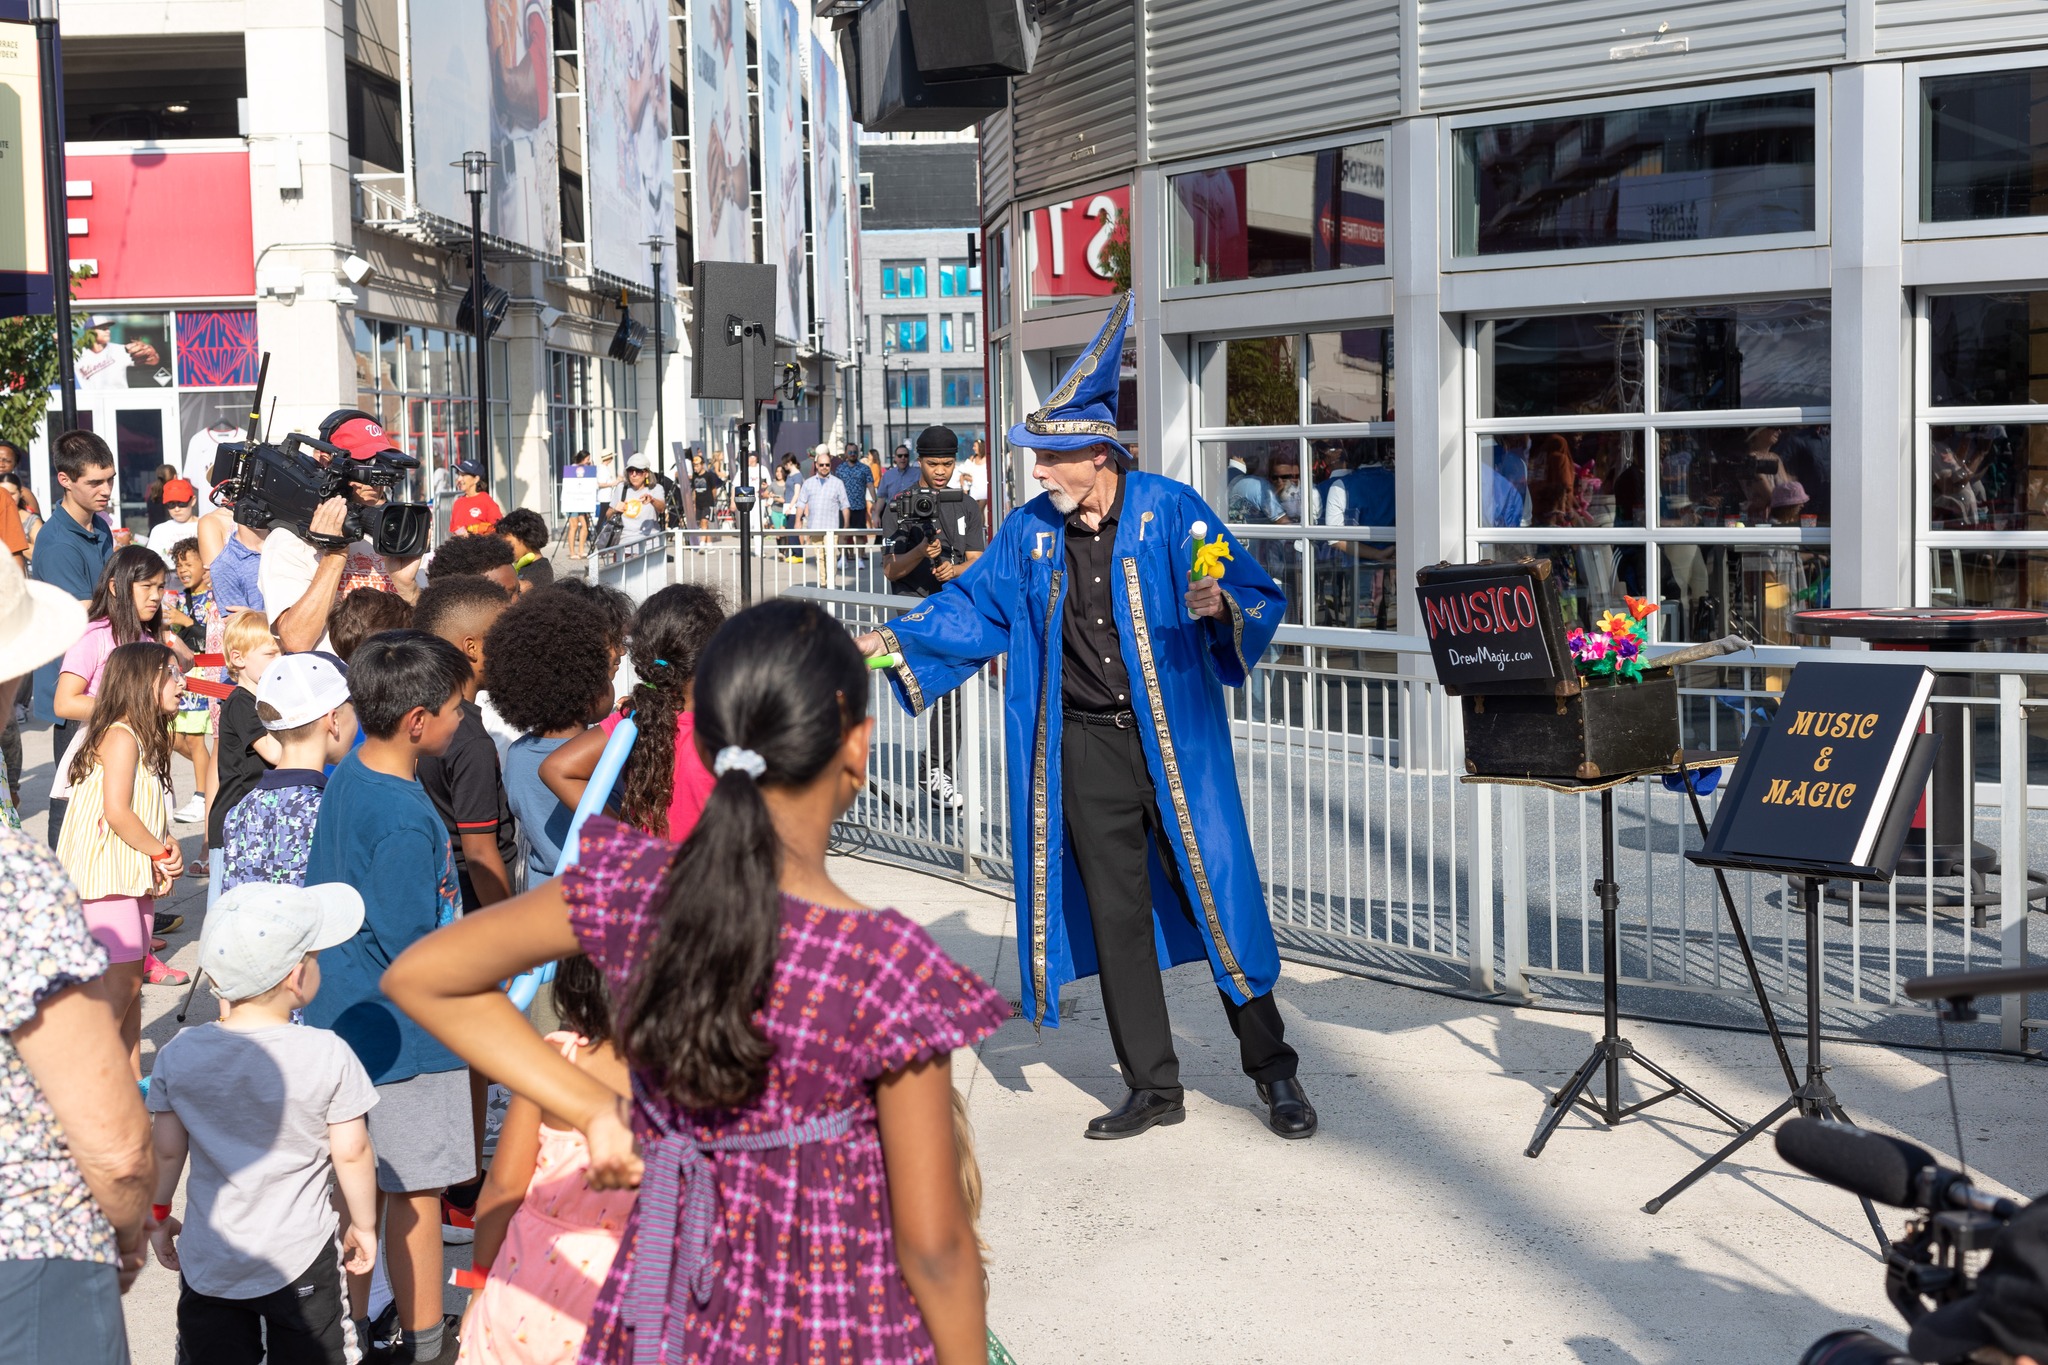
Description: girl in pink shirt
541,584,725,845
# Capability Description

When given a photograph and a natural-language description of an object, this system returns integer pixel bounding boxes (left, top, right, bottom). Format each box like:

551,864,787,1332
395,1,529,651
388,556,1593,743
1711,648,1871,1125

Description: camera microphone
1777,1119,2018,1218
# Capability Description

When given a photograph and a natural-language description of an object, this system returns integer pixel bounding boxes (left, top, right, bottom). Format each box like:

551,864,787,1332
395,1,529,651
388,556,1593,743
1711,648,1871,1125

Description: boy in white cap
146,881,379,1365
221,652,356,893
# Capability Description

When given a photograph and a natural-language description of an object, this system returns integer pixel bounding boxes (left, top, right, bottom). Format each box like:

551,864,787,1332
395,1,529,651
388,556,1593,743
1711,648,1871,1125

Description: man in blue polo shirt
30,430,117,846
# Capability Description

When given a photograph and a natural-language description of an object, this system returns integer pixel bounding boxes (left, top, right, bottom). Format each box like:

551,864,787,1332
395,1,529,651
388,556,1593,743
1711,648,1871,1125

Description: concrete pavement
10,723,2042,1363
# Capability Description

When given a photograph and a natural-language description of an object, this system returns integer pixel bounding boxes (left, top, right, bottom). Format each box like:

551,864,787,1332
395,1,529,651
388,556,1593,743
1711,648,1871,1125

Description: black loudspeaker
905,0,1037,81
456,281,511,339
690,261,777,402
608,311,646,364
843,0,1007,134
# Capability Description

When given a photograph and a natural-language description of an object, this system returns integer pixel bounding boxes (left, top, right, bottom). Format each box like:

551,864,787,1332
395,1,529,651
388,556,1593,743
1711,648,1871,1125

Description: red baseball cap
161,478,196,503
326,417,406,463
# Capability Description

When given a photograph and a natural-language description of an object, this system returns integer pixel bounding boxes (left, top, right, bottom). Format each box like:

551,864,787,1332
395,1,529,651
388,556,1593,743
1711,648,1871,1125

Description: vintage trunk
1461,675,1681,781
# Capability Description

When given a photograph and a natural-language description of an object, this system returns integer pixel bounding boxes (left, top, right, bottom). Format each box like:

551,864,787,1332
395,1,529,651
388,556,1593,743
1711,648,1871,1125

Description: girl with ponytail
388,599,1006,1364
541,583,726,842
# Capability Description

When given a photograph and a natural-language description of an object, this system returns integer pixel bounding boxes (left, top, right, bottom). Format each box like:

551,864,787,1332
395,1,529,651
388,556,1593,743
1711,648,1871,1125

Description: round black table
1794,607,2048,886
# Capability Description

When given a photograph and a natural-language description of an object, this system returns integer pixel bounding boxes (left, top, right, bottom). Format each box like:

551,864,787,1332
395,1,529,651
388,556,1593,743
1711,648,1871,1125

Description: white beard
1041,483,1078,515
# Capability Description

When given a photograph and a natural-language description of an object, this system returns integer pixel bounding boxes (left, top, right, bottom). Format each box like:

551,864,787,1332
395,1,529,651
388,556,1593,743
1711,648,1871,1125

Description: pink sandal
144,954,189,986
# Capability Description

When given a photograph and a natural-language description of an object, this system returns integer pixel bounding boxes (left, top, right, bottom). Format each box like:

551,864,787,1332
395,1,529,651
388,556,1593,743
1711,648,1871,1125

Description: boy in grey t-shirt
146,882,379,1365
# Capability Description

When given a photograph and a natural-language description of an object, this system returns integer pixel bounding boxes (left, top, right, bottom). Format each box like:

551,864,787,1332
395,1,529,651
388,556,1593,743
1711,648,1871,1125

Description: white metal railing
775,582,2047,1051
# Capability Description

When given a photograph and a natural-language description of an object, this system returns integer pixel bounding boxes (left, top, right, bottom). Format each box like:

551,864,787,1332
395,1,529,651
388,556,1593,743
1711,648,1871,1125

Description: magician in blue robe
856,295,1317,1141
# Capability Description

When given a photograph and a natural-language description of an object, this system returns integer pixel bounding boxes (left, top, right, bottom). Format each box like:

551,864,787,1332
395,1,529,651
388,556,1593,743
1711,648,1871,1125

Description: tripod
1525,785,1748,1158
1642,874,1890,1247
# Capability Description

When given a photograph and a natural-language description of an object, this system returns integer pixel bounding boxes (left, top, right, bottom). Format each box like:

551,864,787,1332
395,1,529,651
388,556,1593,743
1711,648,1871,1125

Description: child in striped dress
55,641,186,1080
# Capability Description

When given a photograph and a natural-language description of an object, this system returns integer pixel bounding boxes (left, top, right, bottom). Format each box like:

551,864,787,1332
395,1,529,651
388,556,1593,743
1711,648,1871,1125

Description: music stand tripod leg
1525,1038,1610,1159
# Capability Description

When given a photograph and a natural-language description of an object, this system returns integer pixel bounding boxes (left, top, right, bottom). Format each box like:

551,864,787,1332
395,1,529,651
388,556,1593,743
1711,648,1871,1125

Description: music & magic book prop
1693,661,1938,882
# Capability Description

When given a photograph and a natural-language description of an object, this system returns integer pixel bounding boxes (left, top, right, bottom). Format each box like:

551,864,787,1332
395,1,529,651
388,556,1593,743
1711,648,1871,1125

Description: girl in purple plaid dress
387,600,1006,1365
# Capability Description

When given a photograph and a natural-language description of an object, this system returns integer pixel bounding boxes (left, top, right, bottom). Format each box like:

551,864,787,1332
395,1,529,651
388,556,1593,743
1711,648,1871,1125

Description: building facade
29,0,858,535
854,135,985,458
974,0,2048,643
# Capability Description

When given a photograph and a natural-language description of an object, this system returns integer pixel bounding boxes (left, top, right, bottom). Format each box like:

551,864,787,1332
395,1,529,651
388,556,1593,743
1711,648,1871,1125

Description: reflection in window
1308,329,1393,424
1478,313,1643,418
1479,431,1645,529
938,262,978,296
1658,545,1830,644
1205,440,1306,525
885,318,929,352
1657,299,1831,411
1455,90,1817,257
1167,142,1385,287
1929,294,2048,407
1931,549,2048,611
1198,335,1301,428
885,370,931,408
1659,426,1831,529
1929,425,2048,531
882,262,927,298
1923,68,2048,223
941,369,984,407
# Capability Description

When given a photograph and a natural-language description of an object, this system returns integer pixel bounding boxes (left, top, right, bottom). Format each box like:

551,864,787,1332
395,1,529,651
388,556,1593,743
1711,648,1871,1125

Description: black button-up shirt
1060,473,1134,713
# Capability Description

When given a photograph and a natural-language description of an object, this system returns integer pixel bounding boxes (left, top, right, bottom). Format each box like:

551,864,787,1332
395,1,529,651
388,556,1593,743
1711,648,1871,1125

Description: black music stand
1640,673,1941,1249
1467,757,1749,1158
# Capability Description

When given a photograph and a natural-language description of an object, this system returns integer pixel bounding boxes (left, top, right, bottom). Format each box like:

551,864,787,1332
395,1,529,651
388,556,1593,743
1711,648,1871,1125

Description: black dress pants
1060,714,1296,1101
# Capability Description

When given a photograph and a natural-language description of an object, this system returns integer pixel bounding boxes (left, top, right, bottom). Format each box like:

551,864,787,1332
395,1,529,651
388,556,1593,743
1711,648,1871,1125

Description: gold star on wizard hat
1007,292,1133,465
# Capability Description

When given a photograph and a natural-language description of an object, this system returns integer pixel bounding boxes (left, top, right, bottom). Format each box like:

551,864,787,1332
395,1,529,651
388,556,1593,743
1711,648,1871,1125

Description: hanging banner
410,0,561,257
0,20,51,315
689,0,750,267
809,35,851,358
586,0,675,284
758,0,808,343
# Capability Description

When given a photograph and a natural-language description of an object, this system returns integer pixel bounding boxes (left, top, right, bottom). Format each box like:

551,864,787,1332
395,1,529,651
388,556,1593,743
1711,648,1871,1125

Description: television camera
887,484,969,565
208,408,432,559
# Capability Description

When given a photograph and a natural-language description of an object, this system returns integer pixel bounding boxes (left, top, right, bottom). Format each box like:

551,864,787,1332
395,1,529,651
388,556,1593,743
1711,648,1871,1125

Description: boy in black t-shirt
208,610,284,898
410,577,516,911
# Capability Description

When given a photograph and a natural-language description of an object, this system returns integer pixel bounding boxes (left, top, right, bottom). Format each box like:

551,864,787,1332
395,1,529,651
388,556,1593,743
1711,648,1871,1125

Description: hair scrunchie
713,746,767,781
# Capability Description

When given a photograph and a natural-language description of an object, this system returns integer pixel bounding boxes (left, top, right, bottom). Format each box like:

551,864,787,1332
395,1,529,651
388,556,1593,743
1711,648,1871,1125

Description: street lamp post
456,151,493,481
33,0,75,429
880,333,895,455
644,236,667,481
898,358,912,445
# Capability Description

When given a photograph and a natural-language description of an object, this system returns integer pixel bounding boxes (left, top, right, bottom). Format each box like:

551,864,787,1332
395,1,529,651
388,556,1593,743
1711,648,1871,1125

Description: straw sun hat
0,551,87,682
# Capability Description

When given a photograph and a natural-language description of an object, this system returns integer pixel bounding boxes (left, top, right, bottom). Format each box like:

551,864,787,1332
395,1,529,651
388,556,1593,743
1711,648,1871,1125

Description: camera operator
259,415,423,653
880,426,986,808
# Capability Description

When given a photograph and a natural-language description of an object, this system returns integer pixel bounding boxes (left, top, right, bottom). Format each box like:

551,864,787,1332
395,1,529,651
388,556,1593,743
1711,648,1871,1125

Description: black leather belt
1064,708,1137,730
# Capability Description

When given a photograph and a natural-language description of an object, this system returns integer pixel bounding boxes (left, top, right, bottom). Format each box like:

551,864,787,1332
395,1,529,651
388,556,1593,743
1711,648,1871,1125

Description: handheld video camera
887,485,968,565
209,408,432,559
1782,1118,2037,1364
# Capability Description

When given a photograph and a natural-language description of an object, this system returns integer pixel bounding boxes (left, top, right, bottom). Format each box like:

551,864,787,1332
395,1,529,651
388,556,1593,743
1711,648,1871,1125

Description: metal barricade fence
777,584,2047,1049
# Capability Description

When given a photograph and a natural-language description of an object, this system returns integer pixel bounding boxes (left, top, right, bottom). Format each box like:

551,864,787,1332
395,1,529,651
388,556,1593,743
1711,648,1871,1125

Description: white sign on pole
560,466,601,516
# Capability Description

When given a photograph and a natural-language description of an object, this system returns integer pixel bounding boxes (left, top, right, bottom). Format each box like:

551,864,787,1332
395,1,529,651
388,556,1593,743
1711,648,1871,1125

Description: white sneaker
925,770,966,810
171,795,206,825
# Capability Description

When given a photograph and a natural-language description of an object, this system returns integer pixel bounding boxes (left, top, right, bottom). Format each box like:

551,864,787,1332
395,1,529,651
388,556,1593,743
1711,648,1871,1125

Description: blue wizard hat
1007,292,1133,465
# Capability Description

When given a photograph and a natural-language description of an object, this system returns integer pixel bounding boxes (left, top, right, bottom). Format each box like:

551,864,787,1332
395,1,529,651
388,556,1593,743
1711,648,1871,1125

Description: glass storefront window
1929,293,2048,408
1454,90,1818,258
1473,301,1831,641
1922,68,2048,224
1931,549,2048,610
1198,334,1301,428
1167,141,1385,288
1308,329,1393,424
1477,313,1643,419
354,318,511,509
1928,424,2048,532
987,227,1010,332
1027,185,1129,307
1656,300,1831,412
1205,440,1308,525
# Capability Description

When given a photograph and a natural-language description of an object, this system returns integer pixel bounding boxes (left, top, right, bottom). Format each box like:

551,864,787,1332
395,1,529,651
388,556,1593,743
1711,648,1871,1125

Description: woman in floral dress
388,599,1006,1364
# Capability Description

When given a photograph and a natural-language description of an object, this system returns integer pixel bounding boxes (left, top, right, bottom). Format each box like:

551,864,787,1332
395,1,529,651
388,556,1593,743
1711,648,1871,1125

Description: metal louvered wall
1144,0,1399,163
1009,0,1140,203
1875,0,2048,55
980,101,1015,217
1416,0,1847,113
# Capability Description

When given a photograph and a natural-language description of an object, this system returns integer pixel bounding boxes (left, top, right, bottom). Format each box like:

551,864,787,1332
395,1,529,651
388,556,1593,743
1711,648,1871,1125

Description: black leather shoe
1084,1090,1185,1140
1256,1078,1318,1139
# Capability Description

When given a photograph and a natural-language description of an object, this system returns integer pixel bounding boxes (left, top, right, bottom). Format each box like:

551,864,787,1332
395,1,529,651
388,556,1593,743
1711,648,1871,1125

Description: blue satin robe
875,471,1286,1027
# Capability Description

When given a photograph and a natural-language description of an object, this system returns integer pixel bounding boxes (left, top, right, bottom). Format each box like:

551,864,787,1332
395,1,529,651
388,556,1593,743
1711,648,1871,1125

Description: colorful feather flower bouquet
1567,596,1658,684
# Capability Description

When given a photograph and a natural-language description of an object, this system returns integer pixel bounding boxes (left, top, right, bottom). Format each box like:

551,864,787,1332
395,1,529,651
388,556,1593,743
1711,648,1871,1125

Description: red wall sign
69,149,255,301
1026,183,1129,304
